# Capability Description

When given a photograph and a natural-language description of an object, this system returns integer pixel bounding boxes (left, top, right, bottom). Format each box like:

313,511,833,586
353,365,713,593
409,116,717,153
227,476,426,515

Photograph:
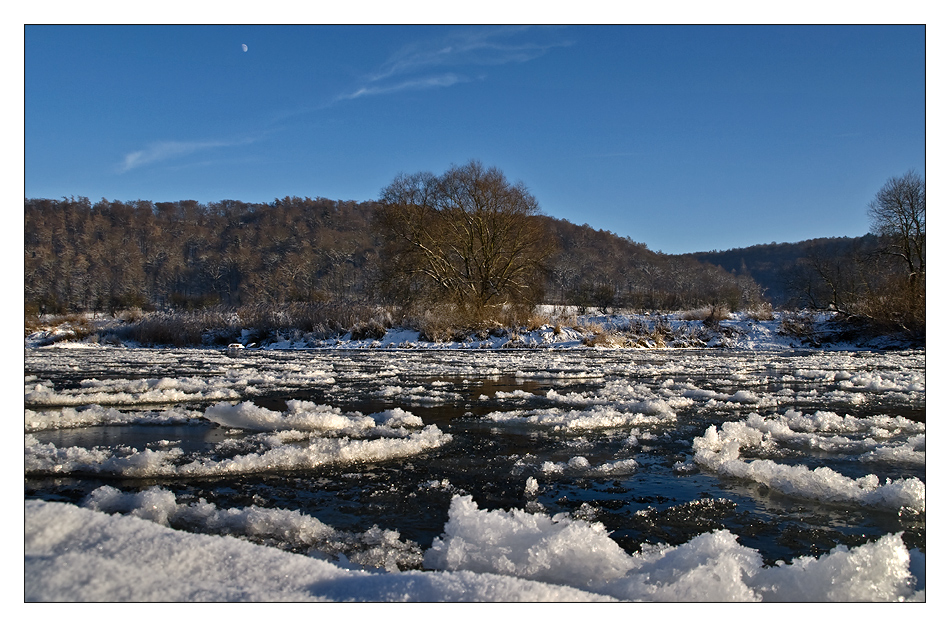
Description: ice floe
25,495,923,602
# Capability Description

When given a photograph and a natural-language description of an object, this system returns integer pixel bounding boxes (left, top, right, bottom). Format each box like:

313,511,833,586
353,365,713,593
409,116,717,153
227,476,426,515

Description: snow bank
26,496,922,602
27,310,921,352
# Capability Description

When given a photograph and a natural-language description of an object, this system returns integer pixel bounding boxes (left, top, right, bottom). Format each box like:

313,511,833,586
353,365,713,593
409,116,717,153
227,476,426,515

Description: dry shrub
25,313,97,344
410,304,460,343
525,312,552,331
350,319,388,341
778,312,815,339
582,331,624,347
550,309,577,336
678,305,731,324
122,313,206,347
576,320,604,335
746,303,774,321
857,279,924,338
678,307,711,321
703,305,730,326
115,307,146,323
650,317,674,345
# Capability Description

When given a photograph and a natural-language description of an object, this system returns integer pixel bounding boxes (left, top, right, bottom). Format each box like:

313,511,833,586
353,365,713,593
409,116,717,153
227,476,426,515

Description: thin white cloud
341,26,571,101
339,73,465,100
118,138,256,173
371,27,559,80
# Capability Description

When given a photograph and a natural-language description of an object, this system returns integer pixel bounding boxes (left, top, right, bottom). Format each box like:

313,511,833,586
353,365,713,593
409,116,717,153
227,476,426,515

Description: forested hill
25,195,763,315
681,235,882,307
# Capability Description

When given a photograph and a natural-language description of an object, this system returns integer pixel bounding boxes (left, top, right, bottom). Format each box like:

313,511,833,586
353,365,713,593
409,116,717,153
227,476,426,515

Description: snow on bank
692,410,925,514
25,310,917,351
25,495,923,602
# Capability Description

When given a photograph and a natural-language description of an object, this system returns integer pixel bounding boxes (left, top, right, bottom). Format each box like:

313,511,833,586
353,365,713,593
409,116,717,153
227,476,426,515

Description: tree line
25,196,380,314
29,162,921,336
689,170,925,337
25,162,767,322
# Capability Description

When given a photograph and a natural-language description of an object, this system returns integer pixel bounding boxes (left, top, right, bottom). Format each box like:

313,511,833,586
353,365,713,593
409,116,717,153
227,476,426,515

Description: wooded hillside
25,195,764,315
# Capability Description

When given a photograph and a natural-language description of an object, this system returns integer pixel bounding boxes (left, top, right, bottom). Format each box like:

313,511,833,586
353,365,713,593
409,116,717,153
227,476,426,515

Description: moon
241,44,248,52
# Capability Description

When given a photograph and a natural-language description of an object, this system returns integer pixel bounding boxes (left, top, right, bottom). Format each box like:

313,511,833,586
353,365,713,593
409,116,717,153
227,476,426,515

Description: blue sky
24,24,925,254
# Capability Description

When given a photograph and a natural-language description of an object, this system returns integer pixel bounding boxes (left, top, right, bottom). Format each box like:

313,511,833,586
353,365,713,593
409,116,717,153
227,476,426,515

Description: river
24,346,925,600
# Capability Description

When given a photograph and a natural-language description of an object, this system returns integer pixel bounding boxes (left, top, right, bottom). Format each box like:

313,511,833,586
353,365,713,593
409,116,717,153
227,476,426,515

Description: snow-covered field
24,320,926,603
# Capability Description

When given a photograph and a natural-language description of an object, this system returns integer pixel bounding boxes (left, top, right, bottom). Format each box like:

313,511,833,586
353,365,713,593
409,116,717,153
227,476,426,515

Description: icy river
24,346,925,601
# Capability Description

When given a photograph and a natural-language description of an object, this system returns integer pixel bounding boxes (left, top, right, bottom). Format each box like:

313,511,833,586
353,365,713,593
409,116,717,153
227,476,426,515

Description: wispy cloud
339,73,466,100
118,137,257,173
339,26,571,101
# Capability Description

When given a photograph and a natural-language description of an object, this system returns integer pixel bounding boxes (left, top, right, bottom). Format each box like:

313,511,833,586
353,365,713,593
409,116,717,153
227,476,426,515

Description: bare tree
377,161,554,317
867,169,925,283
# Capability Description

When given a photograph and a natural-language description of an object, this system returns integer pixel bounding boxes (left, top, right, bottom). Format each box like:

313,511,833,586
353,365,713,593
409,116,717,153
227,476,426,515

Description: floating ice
25,496,923,602
25,376,243,406
24,344,925,602
82,486,422,571
25,433,183,476
423,495,636,587
25,499,608,602
25,405,199,432
25,424,452,478
423,495,922,602
483,405,675,431
204,400,379,432
692,412,925,513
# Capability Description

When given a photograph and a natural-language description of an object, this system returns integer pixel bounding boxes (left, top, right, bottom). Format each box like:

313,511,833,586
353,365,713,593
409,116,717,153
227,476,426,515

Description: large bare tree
867,169,925,283
376,161,554,316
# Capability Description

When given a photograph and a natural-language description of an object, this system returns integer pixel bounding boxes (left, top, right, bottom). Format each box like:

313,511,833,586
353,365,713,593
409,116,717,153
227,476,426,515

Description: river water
24,346,925,591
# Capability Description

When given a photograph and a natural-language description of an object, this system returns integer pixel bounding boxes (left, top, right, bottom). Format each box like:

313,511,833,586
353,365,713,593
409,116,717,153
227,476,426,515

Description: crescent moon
241,44,248,52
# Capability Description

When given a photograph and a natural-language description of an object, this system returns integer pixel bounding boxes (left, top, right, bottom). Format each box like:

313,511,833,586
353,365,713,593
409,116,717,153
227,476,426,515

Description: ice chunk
25,425,452,478
754,533,917,601
423,495,636,587
524,476,539,496
422,495,923,601
26,499,609,602
693,419,925,513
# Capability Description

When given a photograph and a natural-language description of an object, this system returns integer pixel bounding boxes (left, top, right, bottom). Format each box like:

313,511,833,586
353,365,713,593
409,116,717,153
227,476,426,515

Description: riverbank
25,308,922,352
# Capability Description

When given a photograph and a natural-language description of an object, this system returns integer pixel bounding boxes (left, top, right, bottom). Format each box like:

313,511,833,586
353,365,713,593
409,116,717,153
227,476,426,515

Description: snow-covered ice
26,494,922,602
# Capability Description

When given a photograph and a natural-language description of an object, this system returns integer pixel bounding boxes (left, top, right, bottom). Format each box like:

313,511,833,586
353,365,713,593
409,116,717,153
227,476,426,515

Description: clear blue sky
25,24,924,254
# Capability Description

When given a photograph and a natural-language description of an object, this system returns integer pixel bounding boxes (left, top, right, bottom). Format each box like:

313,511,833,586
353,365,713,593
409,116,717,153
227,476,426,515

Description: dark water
25,347,925,566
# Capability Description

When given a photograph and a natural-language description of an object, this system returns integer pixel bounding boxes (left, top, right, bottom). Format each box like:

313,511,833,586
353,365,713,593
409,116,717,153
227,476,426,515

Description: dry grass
678,307,712,321
746,302,775,321
25,313,98,344
677,305,731,324
582,331,625,347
